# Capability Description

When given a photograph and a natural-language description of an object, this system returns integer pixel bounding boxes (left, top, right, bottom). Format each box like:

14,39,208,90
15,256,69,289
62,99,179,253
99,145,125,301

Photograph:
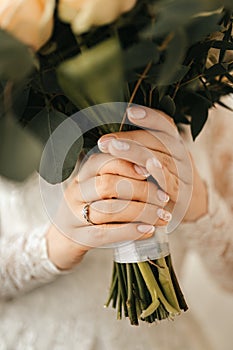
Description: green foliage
57,38,124,110
0,0,233,182
144,0,224,38
0,30,35,81
0,116,42,181
26,109,83,184
124,41,160,71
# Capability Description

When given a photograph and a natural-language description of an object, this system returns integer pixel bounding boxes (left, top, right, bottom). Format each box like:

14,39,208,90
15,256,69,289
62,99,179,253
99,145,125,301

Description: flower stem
137,262,160,319
126,263,139,325
119,61,152,131
154,257,181,313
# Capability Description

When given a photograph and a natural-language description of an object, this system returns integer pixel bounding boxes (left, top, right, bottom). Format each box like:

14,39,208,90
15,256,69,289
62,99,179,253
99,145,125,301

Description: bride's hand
46,152,171,270
98,106,208,225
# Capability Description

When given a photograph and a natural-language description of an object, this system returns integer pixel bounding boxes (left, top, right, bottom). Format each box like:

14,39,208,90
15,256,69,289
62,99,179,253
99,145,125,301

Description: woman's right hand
46,152,171,270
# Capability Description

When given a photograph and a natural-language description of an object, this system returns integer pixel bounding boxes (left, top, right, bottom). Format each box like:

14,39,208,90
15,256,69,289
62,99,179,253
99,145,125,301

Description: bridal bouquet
0,0,233,325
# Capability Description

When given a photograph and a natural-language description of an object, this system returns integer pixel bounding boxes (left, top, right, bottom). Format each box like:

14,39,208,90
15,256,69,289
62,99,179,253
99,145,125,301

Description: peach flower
0,0,55,51
59,0,137,34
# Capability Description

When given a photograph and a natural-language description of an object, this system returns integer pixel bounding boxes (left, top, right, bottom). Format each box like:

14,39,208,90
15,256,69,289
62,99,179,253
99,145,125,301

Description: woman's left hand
98,106,208,228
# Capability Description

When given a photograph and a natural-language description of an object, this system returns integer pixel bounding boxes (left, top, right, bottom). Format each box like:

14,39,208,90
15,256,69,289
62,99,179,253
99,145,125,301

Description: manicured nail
134,164,150,177
157,189,169,202
111,139,130,151
127,107,146,119
98,136,116,151
157,208,172,222
147,157,162,169
137,225,155,234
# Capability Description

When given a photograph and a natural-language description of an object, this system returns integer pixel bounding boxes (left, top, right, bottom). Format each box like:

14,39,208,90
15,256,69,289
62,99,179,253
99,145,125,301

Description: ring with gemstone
82,203,94,224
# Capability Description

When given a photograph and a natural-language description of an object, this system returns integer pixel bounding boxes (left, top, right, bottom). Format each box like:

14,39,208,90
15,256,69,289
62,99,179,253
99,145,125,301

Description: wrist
46,225,86,270
183,174,208,222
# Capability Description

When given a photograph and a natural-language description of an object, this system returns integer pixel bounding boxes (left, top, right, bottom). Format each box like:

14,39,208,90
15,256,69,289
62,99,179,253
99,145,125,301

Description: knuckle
140,182,149,201
88,153,98,162
96,174,117,199
161,154,170,168
88,208,99,224
115,158,127,170
101,200,115,216
89,200,113,224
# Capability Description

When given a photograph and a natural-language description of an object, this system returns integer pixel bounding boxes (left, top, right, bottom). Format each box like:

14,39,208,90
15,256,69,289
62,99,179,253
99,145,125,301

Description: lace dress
0,97,233,350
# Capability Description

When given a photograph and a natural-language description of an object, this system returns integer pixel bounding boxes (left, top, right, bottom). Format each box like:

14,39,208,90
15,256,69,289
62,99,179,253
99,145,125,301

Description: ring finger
79,199,172,226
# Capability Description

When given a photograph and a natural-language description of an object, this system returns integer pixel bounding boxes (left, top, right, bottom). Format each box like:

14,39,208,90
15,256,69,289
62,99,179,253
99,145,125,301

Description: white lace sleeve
0,173,63,299
178,95,233,292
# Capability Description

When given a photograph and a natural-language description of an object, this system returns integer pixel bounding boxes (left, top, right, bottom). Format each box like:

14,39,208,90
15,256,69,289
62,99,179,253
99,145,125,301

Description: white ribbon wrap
114,227,169,263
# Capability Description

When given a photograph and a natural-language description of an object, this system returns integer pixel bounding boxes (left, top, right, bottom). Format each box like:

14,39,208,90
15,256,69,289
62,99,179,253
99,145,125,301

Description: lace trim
0,223,65,299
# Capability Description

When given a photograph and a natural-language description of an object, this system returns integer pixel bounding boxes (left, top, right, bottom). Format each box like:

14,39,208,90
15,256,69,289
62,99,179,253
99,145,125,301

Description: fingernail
111,139,130,151
147,157,162,169
157,208,172,222
98,136,116,151
157,189,169,202
134,164,150,177
127,107,146,119
137,225,155,234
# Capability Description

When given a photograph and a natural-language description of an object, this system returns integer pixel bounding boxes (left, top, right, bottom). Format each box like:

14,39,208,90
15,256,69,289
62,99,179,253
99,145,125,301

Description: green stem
105,273,117,308
119,264,128,317
117,289,122,320
138,261,180,318
132,263,151,313
116,263,128,318
137,262,160,319
155,257,181,313
165,255,188,311
126,264,139,325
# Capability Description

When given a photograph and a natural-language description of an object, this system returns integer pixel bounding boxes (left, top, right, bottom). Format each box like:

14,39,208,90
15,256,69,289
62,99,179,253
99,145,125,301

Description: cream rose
0,0,55,51
59,0,137,34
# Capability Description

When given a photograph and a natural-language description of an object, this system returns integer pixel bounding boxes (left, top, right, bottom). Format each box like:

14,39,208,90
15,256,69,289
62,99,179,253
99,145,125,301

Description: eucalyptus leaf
191,105,209,141
186,13,221,45
57,38,124,110
211,40,233,50
219,22,232,63
159,95,176,116
184,92,212,140
147,64,190,86
157,29,187,88
11,83,30,119
0,116,42,181
145,0,223,38
41,69,63,94
124,41,160,71
0,30,35,81
26,108,83,184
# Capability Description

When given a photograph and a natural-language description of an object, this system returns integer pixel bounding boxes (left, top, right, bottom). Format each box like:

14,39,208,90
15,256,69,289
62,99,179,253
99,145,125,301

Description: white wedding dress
0,98,233,350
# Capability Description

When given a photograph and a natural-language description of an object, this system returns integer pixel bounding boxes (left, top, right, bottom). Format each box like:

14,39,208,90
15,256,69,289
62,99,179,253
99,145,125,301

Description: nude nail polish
134,164,150,177
137,225,155,234
111,139,130,151
98,137,115,151
157,208,172,222
127,107,146,119
157,189,169,202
